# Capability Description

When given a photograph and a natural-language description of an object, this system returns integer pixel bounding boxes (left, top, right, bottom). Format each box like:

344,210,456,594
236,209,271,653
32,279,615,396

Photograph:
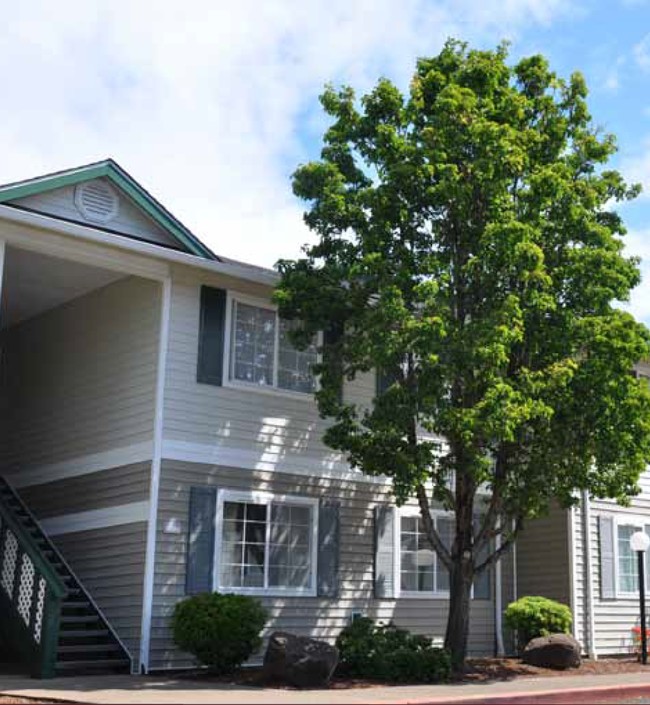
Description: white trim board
40,501,150,536
161,440,390,485
5,441,154,488
140,276,172,674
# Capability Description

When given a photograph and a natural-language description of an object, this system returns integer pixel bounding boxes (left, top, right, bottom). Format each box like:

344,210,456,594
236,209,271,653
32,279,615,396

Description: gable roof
0,159,217,260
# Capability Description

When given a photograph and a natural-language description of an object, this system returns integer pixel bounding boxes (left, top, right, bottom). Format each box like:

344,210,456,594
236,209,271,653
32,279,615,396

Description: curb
371,681,650,704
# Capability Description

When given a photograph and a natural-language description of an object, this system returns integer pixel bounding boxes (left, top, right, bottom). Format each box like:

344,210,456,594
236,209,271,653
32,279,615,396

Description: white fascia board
0,204,278,287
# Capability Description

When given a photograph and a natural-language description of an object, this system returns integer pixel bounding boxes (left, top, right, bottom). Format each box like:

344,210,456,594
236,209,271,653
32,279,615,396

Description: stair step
58,643,122,654
60,615,102,625
59,629,110,639
55,658,130,673
62,600,91,609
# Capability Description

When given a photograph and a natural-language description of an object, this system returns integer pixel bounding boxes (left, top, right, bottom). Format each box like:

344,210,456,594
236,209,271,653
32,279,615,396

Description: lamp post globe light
630,530,650,665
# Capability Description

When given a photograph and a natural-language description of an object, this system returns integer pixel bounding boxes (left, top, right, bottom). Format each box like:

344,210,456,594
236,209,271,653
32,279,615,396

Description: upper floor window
229,298,318,394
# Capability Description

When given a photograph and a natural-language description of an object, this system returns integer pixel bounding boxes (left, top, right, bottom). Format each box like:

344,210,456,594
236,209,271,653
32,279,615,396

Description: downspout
512,518,518,601
582,490,597,660
494,520,505,656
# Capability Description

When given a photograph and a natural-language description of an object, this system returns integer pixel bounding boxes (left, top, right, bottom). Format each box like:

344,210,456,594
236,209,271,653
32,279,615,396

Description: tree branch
416,483,453,570
474,516,523,574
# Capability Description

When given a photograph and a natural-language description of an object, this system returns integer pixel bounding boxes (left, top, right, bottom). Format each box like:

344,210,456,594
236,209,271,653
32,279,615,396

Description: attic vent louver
74,180,119,224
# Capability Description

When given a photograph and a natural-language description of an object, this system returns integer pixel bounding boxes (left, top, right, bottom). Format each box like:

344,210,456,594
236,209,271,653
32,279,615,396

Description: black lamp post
630,530,650,665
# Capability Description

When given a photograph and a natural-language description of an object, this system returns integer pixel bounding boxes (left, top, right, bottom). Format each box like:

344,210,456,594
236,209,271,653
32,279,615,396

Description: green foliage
336,617,451,683
171,592,267,674
277,38,650,667
504,596,573,647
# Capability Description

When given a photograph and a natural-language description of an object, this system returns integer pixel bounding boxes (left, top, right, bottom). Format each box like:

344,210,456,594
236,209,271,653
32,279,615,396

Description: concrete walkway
2,670,650,704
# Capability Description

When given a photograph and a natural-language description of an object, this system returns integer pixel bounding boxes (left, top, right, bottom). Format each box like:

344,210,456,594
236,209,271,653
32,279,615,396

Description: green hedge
336,618,451,683
504,595,572,648
171,592,267,675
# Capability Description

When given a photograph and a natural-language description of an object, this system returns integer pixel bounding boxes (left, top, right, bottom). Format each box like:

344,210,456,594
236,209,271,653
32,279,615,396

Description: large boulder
263,631,339,689
522,634,582,670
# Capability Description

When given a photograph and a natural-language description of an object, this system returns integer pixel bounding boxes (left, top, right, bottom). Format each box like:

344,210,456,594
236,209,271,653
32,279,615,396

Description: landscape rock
263,631,339,688
522,633,582,670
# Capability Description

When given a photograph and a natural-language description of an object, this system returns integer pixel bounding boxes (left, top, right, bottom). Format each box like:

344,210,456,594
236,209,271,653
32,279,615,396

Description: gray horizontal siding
573,479,650,655
53,521,147,671
17,462,150,518
8,179,179,249
516,504,571,606
0,276,160,472
150,460,501,670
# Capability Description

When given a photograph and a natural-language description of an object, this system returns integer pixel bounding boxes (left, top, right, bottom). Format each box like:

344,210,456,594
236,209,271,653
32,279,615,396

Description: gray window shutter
376,368,398,397
186,486,217,595
374,505,395,598
317,500,340,597
197,286,227,385
323,324,344,404
473,514,491,600
599,515,616,599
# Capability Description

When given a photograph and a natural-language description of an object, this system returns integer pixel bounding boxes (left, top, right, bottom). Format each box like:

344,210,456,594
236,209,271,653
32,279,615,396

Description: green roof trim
0,159,216,260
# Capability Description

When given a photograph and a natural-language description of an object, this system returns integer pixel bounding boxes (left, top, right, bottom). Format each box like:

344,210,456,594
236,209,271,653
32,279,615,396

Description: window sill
222,379,317,403
396,591,451,600
215,585,317,598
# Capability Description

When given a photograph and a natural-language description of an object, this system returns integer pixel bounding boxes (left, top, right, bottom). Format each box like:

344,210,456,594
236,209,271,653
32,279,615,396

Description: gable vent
74,180,119,224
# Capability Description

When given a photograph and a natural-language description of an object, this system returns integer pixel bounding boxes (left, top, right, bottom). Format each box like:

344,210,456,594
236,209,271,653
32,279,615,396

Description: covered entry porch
0,230,167,677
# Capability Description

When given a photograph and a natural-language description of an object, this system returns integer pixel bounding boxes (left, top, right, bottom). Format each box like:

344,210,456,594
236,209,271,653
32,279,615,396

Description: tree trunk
444,556,474,672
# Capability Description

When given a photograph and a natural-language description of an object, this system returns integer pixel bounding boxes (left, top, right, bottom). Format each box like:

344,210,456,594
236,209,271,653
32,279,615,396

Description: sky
1,0,650,321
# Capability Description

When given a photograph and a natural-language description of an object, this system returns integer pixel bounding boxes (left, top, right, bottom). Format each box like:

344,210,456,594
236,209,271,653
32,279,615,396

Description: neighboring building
0,161,643,677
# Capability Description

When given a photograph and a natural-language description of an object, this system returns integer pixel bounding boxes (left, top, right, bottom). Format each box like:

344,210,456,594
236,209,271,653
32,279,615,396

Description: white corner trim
568,505,578,641
161,440,391,485
494,518,505,657
140,276,172,674
582,490,597,660
5,442,154,488
41,501,150,536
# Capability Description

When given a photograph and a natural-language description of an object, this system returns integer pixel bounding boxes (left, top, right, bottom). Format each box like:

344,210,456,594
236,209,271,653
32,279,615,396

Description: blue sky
1,0,650,321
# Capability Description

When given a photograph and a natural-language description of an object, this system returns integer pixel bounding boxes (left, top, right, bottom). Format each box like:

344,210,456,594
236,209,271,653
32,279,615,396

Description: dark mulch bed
173,657,650,690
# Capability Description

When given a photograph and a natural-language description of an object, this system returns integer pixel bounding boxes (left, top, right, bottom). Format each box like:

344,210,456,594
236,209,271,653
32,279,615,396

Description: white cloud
623,229,650,324
0,0,574,268
621,136,650,198
634,33,650,71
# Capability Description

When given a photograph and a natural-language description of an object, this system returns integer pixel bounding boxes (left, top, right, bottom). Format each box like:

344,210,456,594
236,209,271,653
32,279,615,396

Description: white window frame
222,291,321,401
613,514,650,600
394,505,454,600
213,489,319,597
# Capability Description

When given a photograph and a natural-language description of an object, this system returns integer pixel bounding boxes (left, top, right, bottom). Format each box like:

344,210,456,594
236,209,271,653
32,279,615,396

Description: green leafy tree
275,40,650,669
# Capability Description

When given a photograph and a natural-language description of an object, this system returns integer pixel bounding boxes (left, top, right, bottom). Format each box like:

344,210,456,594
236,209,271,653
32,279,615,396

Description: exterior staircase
0,475,132,677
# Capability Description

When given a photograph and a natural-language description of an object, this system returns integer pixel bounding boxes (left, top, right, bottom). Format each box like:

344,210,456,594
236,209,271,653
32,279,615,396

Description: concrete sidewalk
2,670,650,704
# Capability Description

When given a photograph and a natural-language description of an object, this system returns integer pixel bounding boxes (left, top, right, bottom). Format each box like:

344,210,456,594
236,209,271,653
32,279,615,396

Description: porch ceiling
1,246,124,330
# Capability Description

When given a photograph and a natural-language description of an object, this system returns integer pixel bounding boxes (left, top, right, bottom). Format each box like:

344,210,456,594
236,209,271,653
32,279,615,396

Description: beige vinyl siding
162,267,346,472
516,504,571,606
8,178,180,249
0,276,160,472
53,522,147,669
149,459,499,670
573,479,650,656
16,463,150,518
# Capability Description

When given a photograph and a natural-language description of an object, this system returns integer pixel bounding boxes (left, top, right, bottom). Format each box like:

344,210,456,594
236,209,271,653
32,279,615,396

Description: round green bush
504,595,572,648
172,592,267,674
336,617,451,683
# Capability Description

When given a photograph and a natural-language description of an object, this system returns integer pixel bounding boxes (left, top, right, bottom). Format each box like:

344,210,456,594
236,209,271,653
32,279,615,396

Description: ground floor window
215,490,318,596
617,521,650,595
398,509,453,596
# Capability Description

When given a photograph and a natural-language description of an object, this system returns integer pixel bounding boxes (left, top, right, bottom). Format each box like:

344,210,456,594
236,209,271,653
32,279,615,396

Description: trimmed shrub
504,596,572,648
172,592,267,674
336,617,451,683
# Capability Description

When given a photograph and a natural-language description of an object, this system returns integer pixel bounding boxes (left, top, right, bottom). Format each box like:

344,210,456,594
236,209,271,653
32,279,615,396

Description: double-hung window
228,297,318,394
616,520,650,596
216,491,318,596
398,509,453,596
